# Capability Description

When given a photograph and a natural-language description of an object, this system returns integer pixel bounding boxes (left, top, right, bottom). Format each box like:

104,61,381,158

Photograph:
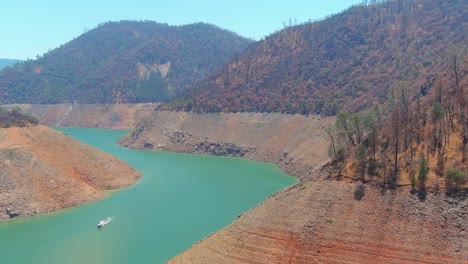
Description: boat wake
97,216,112,229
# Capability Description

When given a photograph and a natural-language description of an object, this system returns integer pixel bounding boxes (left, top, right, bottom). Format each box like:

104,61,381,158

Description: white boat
97,217,112,228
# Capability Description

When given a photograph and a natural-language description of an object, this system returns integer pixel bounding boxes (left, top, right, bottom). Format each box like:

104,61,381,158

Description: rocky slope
4,103,156,129
118,111,334,179
169,179,467,263
0,125,141,220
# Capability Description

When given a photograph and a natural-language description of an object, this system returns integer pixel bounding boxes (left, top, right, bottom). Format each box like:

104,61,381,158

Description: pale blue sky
1,0,361,60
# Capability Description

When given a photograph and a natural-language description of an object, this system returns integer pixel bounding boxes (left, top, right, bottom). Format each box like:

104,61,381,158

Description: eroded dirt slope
0,125,141,220
119,111,334,179
169,179,467,264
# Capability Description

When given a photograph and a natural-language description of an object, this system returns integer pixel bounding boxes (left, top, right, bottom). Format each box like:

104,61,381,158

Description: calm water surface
0,128,295,263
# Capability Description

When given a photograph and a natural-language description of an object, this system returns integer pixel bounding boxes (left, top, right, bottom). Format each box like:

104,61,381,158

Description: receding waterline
0,127,296,263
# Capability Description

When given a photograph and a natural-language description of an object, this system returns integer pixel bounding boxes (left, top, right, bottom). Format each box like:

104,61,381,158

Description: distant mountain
0,21,253,104
0,59,20,70
166,0,466,115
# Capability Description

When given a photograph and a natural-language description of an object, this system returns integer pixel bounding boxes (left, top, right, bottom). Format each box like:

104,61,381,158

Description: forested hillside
0,21,252,104
0,59,20,70
326,50,467,194
166,0,466,115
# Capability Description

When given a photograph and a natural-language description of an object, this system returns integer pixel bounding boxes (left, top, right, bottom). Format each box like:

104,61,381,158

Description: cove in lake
0,128,296,263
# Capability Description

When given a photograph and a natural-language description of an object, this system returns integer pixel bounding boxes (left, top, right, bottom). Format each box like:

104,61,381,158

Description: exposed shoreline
0,125,141,221
3,103,157,129
7,104,331,181
115,110,467,263
3,107,466,263
118,110,335,182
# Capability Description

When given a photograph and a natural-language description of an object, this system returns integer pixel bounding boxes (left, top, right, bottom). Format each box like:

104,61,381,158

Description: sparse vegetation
445,167,468,193
0,107,39,127
418,156,428,191
354,184,366,201
326,44,466,193
410,173,417,191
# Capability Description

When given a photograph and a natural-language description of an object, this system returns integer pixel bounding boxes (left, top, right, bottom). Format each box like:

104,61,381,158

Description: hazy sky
1,0,361,60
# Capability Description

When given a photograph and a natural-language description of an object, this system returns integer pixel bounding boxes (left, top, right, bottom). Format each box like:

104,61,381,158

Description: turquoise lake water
0,128,296,263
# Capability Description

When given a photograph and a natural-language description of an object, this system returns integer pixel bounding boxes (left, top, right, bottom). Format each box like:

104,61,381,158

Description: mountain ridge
0,59,21,70
0,20,253,104
165,0,466,115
